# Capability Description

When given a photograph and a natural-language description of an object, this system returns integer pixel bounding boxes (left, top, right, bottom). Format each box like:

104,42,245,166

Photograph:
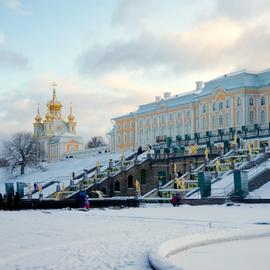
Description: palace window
219,101,223,111
261,110,266,123
130,131,134,143
226,112,230,127
261,97,265,106
249,97,254,106
226,99,230,108
249,111,254,125
236,111,241,126
202,104,206,113
202,117,206,130
169,125,174,137
118,134,121,145
218,114,223,128
212,115,216,129
237,97,241,106
123,132,127,144
212,102,216,111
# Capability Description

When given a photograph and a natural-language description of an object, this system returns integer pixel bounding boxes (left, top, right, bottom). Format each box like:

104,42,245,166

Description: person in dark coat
7,193,13,210
14,192,21,210
0,193,3,210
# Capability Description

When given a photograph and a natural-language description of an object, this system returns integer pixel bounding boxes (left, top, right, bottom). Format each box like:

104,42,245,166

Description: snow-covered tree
3,132,40,175
87,136,106,148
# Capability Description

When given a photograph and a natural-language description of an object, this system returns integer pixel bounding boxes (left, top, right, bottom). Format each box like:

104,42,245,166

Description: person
0,193,3,210
7,193,13,210
72,172,75,179
175,192,182,206
84,195,90,209
14,192,21,210
170,195,177,207
34,182,38,192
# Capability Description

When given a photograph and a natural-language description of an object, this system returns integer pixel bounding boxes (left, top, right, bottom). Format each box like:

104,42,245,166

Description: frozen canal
0,204,269,270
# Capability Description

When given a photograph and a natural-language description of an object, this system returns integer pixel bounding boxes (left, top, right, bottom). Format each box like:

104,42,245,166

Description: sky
1,0,270,143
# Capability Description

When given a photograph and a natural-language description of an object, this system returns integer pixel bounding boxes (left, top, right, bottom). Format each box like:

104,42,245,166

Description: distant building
33,82,84,161
109,69,270,153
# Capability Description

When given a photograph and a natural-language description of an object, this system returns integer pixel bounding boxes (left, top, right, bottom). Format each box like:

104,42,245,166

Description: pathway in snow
0,204,269,270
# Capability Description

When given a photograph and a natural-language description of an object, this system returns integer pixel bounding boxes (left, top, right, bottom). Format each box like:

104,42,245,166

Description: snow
161,229,270,270
248,181,270,198
0,204,270,269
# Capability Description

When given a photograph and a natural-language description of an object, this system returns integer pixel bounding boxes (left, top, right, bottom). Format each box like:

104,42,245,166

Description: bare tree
87,136,106,149
3,132,40,175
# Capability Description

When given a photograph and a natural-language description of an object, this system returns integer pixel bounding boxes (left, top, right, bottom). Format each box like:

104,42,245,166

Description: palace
109,69,270,153
33,83,84,161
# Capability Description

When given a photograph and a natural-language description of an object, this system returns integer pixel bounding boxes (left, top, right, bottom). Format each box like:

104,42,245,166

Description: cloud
1,0,31,15
0,49,29,70
0,32,29,70
76,18,243,76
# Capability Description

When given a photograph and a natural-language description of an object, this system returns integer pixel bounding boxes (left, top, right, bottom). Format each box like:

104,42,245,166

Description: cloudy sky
0,0,270,143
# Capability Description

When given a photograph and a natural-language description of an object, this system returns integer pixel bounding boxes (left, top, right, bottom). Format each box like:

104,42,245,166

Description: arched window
261,97,265,106
123,132,127,144
114,181,120,192
261,110,266,123
141,169,146,185
237,97,241,106
202,117,206,130
169,125,173,137
128,175,133,189
236,111,241,126
218,114,223,128
118,134,121,144
130,131,134,143
226,112,230,127
212,102,216,111
249,111,254,125
101,187,107,195
219,101,223,111
212,115,216,129
202,104,206,113
226,99,230,108
249,97,254,106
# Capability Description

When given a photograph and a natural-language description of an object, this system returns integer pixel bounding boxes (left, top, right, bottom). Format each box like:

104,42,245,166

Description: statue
135,179,141,193
204,147,209,161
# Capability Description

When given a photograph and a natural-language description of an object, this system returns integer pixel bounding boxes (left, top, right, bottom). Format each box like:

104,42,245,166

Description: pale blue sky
0,0,270,141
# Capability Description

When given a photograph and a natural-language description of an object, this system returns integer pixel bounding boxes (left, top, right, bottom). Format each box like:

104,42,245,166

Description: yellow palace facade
109,69,270,153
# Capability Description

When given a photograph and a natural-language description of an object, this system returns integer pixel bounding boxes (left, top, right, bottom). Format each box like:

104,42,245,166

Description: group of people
0,192,21,210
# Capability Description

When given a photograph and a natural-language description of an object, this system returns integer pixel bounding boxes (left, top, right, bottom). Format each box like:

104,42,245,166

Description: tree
87,136,106,149
3,132,40,175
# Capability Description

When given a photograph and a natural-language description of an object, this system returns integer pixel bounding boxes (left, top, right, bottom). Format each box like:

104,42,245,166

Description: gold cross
52,81,57,89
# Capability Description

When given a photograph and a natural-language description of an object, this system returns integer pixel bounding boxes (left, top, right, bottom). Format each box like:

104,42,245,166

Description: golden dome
35,104,42,123
68,103,75,122
45,112,52,122
47,88,62,111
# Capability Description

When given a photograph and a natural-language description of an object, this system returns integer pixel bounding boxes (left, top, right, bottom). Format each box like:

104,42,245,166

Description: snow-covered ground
0,204,269,270
0,151,134,194
248,181,270,199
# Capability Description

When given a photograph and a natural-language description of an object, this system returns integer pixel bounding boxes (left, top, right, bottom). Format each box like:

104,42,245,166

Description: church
33,82,84,161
